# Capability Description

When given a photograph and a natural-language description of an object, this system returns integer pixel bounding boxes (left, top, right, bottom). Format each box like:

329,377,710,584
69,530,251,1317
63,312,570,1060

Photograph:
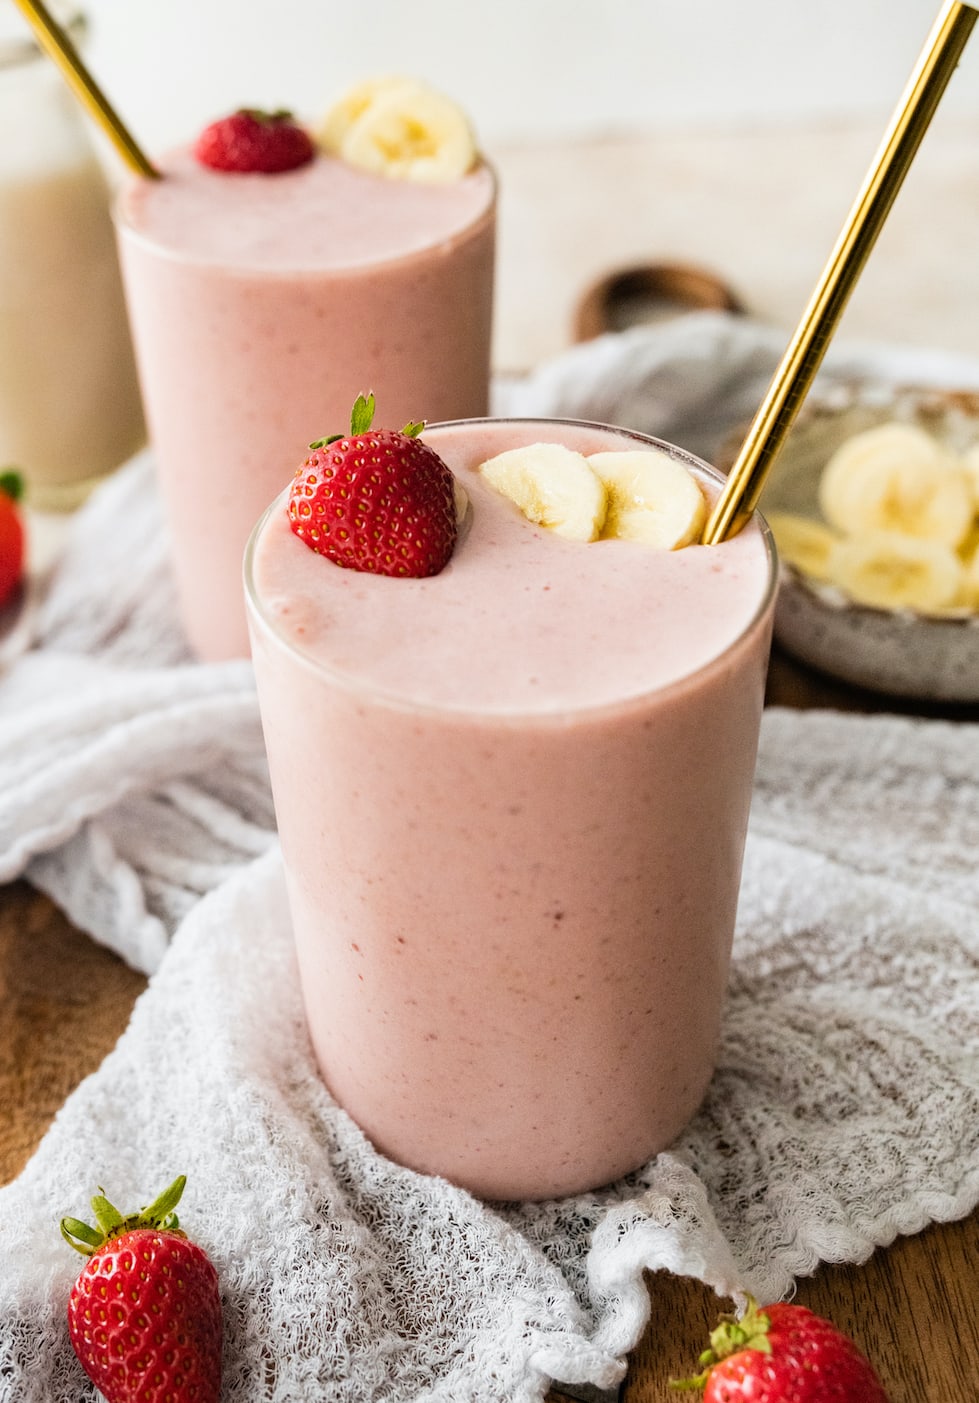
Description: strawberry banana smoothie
114,90,495,659
246,417,776,1201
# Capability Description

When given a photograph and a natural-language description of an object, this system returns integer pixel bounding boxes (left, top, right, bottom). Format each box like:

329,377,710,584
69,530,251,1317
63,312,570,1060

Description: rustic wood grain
0,880,146,1182
2,646,976,1401
629,1217,979,1402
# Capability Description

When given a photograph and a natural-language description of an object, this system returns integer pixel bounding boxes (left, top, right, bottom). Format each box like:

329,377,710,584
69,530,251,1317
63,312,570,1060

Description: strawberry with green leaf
61,1175,222,1403
0,469,25,609
288,391,459,578
194,108,314,173
672,1296,890,1401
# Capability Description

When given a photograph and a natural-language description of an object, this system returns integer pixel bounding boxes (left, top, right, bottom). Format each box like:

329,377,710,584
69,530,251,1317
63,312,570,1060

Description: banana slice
587,449,706,549
478,444,607,541
317,75,413,155
326,78,477,183
760,510,840,581
958,519,979,562
961,544,979,610
826,530,963,613
962,441,979,511
818,422,974,549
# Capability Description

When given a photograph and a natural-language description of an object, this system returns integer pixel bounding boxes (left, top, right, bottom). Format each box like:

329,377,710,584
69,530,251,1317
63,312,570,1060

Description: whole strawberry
673,1296,890,1401
0,469,25,609
61,1175,222,1403
288,391,458,577
194,107,314,172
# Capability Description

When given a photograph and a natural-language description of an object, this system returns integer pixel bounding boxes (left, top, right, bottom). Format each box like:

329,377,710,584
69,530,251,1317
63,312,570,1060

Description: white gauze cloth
0,312,977,1402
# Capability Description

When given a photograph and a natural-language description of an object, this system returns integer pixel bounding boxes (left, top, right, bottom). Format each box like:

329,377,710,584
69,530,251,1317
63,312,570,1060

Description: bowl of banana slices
753,381,979,701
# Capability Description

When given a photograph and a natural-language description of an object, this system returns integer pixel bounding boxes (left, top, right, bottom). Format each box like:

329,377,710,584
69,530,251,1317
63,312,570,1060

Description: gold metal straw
11,0,159,178
702,0,978,545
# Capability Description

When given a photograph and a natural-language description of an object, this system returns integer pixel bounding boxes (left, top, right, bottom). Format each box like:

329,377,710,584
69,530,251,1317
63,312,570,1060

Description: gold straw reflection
702,0,978,545
11,0,159,178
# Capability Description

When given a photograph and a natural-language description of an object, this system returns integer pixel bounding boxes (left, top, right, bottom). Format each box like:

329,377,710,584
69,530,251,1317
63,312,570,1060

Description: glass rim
243,415,778,724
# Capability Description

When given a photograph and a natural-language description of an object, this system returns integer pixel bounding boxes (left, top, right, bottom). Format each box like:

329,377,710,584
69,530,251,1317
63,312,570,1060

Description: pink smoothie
246,419,776,1200
114,147,495,659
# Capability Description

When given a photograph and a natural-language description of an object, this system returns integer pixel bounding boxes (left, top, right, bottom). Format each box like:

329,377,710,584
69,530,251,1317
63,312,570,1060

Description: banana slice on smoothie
587,450,706,548
818,422,974,548
317,75,409,153
958,519,979,564
321,76,477,182
478,443,607,541
764,510,841,581
826,530,964,612
963,441,979,509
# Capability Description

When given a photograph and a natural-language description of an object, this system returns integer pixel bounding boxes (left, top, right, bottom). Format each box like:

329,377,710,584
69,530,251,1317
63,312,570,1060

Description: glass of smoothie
113,87,496,660
0,6,145,510
245,415,777,1202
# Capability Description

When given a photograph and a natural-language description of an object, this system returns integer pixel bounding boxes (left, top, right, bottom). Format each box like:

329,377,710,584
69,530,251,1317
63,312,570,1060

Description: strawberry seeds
287,393,458,578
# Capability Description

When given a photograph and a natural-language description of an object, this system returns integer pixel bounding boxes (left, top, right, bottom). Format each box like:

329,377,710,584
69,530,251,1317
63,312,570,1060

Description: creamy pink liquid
247,420,775,1200
114,148,495,659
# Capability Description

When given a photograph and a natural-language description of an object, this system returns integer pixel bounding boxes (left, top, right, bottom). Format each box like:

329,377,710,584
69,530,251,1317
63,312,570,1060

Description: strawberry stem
91,1192,125,1236
669,1371,710,1392
350,391,376,435
60,1218,103,1253
0,468,23,502
706,1299,773,1360
242,107,295,125
142,1174,186,1225
60,1176,188,1256
308,394,426,453
669,1297,773,1393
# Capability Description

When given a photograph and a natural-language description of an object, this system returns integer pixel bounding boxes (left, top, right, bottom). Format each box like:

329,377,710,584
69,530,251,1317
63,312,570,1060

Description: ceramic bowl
747,382,979,702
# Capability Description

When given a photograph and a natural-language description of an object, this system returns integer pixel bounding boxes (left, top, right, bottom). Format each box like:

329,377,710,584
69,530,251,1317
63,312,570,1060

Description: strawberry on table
673,1296,891,1401
0,469,25,609
61,1175,222,1403
288,391,459,577
194,107,314,172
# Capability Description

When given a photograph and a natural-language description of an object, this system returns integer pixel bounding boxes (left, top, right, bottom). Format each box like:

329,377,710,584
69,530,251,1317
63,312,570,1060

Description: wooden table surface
2,645,976,1402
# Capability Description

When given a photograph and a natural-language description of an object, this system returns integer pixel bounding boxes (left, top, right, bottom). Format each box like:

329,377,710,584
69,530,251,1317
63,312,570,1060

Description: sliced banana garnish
317,75,409,154
961,543,979,609
826,531,963,613
957,520,979,563
587,449,706,549
818,422,974,549
478,444,607,541
765,511,841,582
320,76,477,183
963,441,979,510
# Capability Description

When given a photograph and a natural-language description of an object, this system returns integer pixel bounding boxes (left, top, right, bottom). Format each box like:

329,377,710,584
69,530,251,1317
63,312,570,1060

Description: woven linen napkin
0,312,977,1401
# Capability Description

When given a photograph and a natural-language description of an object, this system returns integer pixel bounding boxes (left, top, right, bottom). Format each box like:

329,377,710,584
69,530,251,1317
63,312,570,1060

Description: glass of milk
0,5,145,510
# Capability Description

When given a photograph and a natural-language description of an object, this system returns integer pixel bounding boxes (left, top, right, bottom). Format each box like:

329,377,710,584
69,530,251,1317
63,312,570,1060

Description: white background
72,0,979,151
6,0,976,366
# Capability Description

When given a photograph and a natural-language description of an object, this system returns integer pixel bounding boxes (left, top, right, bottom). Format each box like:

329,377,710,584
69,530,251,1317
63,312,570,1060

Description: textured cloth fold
1,313,977,1401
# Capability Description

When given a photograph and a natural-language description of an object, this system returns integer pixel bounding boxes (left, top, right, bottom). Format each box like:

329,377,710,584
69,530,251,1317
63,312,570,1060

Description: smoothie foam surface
250,421,774,716
118,148,495,271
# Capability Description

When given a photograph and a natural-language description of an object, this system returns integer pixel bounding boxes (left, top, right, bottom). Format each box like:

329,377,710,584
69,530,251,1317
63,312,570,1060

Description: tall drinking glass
245,418,776,1201
0,6,144,510
114,149,495,659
